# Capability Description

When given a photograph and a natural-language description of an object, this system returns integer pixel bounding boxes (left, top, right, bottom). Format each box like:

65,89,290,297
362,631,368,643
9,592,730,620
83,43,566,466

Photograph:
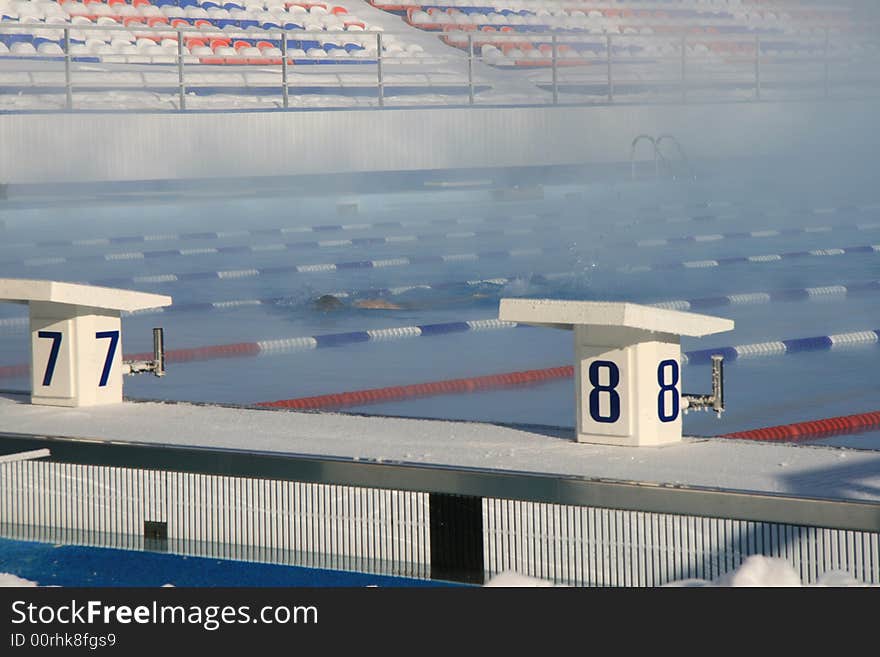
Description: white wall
0,101,877,184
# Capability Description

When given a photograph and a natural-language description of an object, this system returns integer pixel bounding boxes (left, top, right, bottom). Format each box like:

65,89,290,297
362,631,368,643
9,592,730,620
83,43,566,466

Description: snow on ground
0,572,37,587
2,394,880,501
487,556,870,587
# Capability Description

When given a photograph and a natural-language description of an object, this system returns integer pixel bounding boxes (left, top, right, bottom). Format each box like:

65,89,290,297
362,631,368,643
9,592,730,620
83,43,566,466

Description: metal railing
0,22,879,111
1,431,879,585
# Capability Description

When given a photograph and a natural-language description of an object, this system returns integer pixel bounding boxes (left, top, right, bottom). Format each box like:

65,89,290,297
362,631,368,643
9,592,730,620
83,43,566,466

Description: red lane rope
127,342,261,363
5,343,265,380
0,364,28,379
257,365,574,410
720,410,880,442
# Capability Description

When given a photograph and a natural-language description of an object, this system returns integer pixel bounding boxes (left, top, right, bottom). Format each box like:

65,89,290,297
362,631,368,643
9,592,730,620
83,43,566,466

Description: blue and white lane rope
10,213,880,271
88,247,558,288
649,279,880,311
4,198,877,257
681,330,880,365
0,212,556,254
2,276,879,334
619,243,880,274
10,229,563,270
2,320,878,380
619,220,880,249
1,222,567,270
252,325,880,362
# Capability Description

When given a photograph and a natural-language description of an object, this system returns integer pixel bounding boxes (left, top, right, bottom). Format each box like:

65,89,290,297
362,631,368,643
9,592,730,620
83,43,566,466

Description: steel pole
177,29,186,110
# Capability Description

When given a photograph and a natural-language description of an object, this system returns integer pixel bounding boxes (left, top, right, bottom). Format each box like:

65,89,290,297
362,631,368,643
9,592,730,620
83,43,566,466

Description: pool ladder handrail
630,134,658,180
656,134,694,181
630,134,693,181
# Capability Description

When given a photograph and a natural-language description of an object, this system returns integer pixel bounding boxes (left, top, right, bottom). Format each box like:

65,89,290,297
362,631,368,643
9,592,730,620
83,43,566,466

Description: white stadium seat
10,41,37,55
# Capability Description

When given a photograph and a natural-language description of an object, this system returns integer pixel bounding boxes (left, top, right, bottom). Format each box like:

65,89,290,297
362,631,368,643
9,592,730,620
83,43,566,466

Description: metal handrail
1,430,879,532
0,22,877,111
630,134,657,180
656,133,692,181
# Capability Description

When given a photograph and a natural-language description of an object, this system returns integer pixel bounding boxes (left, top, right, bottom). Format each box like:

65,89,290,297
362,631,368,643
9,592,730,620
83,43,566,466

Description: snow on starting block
0,279,172,408
499,299,734,447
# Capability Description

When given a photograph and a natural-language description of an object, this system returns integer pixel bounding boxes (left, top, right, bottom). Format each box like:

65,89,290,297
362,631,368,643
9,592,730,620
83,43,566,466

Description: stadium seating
368,1,861,68
0,0,420,65
0,0,874,103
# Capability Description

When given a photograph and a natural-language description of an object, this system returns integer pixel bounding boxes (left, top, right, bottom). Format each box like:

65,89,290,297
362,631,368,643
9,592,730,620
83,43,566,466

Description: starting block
499,299,734,447
0,279,172,408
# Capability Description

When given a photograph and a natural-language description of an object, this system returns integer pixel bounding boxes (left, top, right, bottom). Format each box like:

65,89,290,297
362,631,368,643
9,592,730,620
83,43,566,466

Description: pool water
2,158,880,449
0,537,451,587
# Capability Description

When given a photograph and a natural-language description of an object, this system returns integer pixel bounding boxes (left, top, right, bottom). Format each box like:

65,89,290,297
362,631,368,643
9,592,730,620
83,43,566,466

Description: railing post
467,32,474,106
606,33,613,103
754,33,761,100
823,26,830,99
177,29,186,110
63,27,72,110
551,33,558,105
281,30,289,108
680,33,687,103
377,32,384,108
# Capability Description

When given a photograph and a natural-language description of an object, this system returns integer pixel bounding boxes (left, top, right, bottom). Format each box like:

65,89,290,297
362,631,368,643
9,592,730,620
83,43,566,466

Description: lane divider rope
6,205,880,267
1,217,567,270
251,324,880,410
0,211,557,253
620,242,880,274
3,274,877,336
256,365,575,410
719,410,880,442
88,246,561,288
7,207,878,271
3,198,877,255
4,323,879,381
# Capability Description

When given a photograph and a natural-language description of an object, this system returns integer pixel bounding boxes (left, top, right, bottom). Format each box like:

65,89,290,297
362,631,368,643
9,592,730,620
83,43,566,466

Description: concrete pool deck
1,393,878,504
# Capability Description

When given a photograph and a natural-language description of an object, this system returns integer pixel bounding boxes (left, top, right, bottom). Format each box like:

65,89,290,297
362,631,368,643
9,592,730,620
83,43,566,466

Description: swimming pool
2,157,880,449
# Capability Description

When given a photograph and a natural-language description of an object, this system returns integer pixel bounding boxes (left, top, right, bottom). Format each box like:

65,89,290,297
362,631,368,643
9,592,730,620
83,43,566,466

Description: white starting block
0,279,172,408
499,299,734,447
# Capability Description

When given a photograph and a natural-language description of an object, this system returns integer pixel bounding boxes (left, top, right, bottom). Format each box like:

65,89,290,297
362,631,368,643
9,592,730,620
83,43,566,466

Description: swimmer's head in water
314,294,345,311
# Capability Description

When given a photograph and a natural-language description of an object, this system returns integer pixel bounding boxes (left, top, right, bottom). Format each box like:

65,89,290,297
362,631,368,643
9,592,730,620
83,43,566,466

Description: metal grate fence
1,432,879,585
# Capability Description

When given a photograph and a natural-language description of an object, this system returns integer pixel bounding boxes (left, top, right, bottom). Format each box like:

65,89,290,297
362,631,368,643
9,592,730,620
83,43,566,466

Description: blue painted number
95,330,120,387
588,360,620,423
657,359,680,422
37,331,63,387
